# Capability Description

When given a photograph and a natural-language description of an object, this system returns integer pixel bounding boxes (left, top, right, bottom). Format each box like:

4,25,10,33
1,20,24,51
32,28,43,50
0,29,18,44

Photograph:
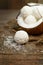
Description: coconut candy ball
33,6,42,20
24,15,37,24
21,6,33,18
14,30,29,44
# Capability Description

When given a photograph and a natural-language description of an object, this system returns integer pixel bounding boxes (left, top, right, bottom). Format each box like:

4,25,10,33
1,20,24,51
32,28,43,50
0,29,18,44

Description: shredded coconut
3,35,27,53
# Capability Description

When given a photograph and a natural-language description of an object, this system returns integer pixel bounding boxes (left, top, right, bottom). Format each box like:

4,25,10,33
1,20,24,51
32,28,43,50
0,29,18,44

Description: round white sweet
14,30,29,44
38,6,43,17
21,6,33,18
33,6,41,20
24,15,37,24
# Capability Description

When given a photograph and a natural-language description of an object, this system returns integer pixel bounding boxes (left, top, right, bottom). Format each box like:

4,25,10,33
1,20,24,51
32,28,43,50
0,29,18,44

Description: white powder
4,35,27,53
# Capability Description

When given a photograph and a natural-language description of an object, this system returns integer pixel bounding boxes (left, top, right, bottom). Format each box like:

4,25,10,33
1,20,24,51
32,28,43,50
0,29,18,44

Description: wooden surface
0,10,43,65
0,0,43,9
0,0,8,9
0,10,19,26
0,54,43,65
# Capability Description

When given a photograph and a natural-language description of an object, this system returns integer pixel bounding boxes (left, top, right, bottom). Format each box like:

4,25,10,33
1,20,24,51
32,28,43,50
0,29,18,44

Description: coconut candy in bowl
16,3,43,35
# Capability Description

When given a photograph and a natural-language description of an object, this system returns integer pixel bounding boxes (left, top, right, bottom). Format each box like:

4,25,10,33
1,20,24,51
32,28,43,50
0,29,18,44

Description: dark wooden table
0,10,43,65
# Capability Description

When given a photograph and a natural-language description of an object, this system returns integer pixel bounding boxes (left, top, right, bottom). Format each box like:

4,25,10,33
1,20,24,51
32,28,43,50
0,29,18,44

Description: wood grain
0,54,43,65
0,19,43,65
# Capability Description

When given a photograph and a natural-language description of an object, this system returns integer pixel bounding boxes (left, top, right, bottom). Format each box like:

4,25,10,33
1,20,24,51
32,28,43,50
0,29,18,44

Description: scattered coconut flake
3,35,27,53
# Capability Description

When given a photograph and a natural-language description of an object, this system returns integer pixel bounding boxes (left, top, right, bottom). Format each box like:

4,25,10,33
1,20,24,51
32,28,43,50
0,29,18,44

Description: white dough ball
33,6,41,20
25,15,37,24
38,6,43,17
14,30,29,44
21,6,33,18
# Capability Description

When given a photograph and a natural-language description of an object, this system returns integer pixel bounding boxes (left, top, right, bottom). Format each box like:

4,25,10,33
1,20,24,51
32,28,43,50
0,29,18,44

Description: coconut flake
3,35,27,53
